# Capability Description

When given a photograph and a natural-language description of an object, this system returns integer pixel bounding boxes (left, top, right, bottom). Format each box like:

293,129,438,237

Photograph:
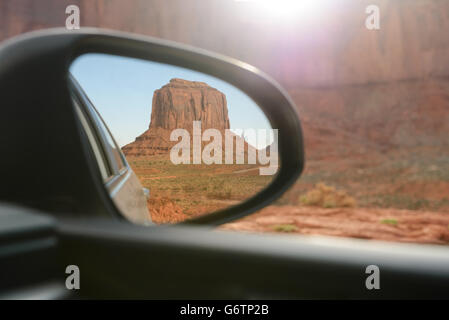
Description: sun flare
236,0,329,23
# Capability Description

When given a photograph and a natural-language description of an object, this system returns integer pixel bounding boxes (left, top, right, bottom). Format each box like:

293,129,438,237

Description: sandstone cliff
149,78,229,132
122,78,247,158
2,0,449,88
3,0,448,158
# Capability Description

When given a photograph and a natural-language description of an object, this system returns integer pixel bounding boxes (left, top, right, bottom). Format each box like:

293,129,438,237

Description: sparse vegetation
274,147,449,214
272,224,298,233
299,183,356,208
148,197,188,224
380,219,398,226
207,186,233,200
128,155,274,222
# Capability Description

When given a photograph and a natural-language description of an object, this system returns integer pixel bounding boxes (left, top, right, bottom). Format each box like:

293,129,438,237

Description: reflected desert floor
128,155,273,223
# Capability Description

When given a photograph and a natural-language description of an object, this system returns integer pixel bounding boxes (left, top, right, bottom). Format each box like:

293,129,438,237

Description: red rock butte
149,78,230,132
122,78,249,157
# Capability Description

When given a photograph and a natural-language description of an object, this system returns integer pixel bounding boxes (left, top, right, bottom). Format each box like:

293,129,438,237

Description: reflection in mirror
70,54,278,224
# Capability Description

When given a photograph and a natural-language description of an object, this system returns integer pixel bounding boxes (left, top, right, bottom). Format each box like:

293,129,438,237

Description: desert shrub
207,189,233,200
206,183,233,200
380,218,398,226
181,184,195,193
148,197,188,224
299,183,356,208
272,224,298,233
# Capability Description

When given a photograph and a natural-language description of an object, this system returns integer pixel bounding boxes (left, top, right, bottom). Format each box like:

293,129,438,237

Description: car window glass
92,108,127,172
73,98,112,181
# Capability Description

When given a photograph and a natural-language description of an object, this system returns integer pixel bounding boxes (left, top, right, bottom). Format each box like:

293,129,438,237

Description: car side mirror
0,28,304,226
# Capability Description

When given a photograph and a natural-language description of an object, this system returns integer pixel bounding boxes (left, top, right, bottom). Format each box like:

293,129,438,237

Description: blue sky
70,54,272,148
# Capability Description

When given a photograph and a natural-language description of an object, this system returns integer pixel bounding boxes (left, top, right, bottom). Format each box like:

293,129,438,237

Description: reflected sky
70,54,273,148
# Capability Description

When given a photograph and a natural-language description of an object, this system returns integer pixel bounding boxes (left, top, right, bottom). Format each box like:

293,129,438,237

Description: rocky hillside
2,0,448,157
2,0,448,87
296,78,449,159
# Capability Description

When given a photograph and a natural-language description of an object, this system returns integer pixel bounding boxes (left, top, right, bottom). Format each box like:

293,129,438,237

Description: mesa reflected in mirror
70,54,278,224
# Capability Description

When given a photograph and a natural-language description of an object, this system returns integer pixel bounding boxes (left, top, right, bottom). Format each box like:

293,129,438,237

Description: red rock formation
3,0,448,158
122,78,236,157
292,78,449,159
2,0,449,88
149,78,229,132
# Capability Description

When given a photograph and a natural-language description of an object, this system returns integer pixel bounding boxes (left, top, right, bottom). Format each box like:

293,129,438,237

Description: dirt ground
127,155,274,223
131,148,449,245
220,205,449,245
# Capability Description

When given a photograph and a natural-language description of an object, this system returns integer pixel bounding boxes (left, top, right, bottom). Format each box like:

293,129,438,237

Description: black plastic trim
0,28,304,225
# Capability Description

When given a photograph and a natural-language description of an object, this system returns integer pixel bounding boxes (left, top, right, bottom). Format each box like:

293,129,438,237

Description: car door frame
69,75,150,224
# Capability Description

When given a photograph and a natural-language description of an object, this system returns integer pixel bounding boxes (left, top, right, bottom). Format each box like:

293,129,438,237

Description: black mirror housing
0,28,304,225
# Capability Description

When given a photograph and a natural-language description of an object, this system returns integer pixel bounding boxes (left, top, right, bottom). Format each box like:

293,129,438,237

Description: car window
90,107,127,173
73,98,112,182
70,74,127,175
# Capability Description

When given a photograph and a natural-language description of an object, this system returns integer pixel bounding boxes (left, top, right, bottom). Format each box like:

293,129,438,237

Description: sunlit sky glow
235,0,330,24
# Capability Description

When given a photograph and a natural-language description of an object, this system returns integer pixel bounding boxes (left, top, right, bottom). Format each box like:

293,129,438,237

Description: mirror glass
69,54,278,224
